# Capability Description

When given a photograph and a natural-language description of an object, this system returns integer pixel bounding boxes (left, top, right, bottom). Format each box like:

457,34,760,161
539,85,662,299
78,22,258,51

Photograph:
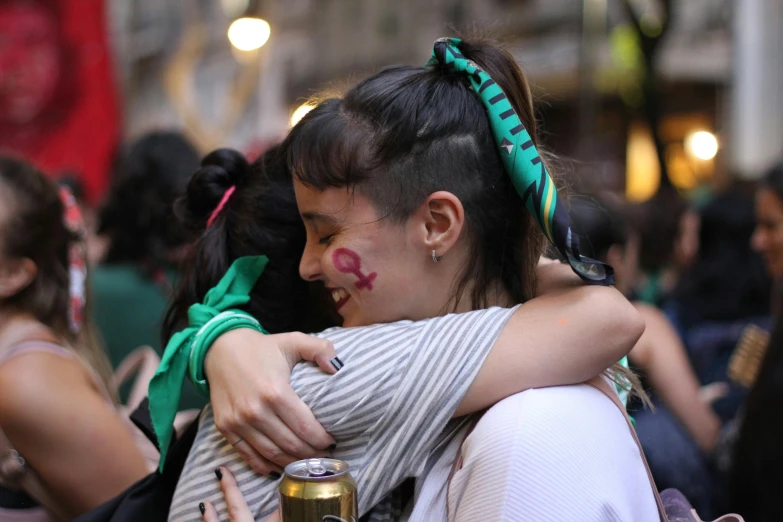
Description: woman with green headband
165,37,659,521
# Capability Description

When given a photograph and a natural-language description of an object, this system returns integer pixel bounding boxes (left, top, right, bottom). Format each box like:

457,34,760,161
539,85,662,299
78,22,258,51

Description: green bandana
427,38,614,285
148,255,269,469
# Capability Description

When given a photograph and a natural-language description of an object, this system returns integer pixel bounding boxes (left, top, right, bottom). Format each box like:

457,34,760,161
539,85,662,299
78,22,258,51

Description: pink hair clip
206,186,236,228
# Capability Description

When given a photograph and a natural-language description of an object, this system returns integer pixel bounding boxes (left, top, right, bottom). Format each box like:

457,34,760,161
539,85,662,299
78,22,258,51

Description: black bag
74,399,199,522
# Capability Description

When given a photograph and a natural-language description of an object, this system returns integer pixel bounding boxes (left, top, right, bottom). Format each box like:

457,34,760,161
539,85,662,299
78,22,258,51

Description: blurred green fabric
91,264,206,410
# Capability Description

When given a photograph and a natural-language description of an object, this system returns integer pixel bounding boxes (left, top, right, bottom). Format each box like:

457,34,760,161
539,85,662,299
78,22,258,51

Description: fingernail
214,468,223,481
269,471,281,480
330,357,344,371
328,444,337,452
199,502,206,515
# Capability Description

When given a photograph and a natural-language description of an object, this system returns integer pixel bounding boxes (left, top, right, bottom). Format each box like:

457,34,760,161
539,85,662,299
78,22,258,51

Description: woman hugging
155,36,658,522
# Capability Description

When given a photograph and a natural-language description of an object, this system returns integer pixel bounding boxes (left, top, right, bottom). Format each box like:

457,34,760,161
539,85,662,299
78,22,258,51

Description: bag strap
586,376,668,522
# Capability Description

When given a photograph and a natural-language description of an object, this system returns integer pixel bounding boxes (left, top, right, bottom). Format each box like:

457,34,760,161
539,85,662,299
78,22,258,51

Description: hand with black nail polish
205,331,340,477
199,468,255,521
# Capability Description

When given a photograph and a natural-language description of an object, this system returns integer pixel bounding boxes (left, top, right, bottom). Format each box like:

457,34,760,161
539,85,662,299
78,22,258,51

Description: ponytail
162,146,338,346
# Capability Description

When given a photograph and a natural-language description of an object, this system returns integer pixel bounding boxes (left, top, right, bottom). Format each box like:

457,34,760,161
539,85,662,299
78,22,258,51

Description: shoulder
472,384,631,464
315,306,517,346
0,350,102,430
314,318,419,343
463,385,658,520
633,302,680,343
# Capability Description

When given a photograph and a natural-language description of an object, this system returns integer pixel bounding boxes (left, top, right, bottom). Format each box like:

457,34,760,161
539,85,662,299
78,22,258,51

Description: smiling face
752,187,783,279
295,180,464,328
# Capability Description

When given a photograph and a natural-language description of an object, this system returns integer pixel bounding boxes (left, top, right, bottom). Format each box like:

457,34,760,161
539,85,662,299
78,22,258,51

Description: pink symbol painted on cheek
332,248,377,291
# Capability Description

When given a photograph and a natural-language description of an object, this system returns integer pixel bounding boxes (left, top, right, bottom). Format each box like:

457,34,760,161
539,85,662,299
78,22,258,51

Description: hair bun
178,148,251,228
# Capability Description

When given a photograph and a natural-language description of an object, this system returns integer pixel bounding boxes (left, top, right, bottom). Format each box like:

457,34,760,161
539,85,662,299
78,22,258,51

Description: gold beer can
279,458,358,522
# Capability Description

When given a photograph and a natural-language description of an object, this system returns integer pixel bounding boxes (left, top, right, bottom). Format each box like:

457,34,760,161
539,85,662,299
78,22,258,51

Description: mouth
329,287,351,311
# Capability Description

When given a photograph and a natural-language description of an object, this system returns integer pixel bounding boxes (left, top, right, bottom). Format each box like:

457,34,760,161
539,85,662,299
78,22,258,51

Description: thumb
282,333,341,375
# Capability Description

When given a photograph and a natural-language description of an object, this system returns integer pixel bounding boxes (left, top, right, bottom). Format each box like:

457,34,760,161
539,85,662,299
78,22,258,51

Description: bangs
284,98,373,190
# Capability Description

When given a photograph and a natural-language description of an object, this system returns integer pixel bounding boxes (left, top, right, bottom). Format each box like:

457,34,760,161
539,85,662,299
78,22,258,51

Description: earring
432,250,442,263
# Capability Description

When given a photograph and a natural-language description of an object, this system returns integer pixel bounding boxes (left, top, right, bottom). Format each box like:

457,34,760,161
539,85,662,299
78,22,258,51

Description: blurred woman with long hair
0,157,147,521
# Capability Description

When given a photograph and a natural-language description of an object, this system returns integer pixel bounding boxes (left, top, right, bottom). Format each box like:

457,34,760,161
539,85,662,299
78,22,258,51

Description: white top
406,382,660,521
169,306,517,522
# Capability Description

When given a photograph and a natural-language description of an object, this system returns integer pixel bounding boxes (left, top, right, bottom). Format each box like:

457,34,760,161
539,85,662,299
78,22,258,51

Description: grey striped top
168,306,517,521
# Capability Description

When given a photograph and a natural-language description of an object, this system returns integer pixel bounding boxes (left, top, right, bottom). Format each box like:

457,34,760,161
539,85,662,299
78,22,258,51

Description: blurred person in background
725,286,783,522
631,192,693,306
0,0,120,202
667,189,771,418
92,131,204,409
0,156,148,521
572,196,724,517
751,163,783,298
721,162,783,521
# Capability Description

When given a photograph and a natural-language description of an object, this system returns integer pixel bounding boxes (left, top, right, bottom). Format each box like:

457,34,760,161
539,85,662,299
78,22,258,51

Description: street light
686,131,719,161
227,0,270,52
228,16,270,51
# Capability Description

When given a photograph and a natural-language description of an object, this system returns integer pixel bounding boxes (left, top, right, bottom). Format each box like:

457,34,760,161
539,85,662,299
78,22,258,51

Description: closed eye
318,233,336,245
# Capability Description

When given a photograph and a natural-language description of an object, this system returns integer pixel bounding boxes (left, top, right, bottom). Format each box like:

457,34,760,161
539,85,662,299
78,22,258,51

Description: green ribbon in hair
148,255,269,470
427,37,614,285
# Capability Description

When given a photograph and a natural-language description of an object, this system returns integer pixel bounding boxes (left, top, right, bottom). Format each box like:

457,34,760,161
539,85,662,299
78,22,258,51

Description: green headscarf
427,37,614,285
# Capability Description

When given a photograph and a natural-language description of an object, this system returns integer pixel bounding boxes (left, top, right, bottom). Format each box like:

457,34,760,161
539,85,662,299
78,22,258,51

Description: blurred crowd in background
3,0,783,520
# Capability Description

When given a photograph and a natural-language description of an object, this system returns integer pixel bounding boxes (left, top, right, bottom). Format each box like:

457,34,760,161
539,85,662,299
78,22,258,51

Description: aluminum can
279,458,358,522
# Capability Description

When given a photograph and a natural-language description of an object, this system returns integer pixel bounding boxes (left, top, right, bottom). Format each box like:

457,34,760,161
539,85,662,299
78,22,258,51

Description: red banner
0,0,120,203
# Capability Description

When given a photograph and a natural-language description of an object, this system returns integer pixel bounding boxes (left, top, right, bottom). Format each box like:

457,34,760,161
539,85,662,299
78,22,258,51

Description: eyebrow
301,211,340,225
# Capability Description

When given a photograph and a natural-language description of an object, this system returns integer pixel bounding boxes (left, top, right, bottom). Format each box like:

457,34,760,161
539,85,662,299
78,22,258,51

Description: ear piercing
432,250,442,263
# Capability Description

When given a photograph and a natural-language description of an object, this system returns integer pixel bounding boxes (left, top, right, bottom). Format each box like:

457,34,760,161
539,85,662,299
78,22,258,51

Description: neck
425,248,515,317
449,280,514,314
0,309,53,349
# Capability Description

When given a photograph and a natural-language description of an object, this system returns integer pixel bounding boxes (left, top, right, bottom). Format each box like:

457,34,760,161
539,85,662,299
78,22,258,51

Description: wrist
203,328,255,380
191,312,266,395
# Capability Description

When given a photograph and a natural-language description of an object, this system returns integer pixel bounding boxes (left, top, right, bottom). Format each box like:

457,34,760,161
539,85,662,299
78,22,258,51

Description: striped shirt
168,306,518,522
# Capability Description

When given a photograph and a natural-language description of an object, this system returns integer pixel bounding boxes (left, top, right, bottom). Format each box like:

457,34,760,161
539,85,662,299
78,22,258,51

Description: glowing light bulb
228,17,271,52
290,102,315,127
686,131,718,161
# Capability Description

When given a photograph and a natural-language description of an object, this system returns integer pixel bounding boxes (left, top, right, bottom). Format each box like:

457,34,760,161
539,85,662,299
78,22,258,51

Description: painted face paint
332,248,377,290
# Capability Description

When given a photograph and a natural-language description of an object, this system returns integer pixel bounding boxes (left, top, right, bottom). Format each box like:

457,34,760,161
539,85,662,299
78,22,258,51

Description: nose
299,240,323,281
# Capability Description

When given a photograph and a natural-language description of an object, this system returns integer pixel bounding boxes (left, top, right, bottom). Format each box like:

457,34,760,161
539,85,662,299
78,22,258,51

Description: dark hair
569,197,628,262
728,292,783,518
0,155,115,396
162,146,338,345
98,131,200,271
673,190,771,328
284,36,546,307
760,162,783,202
633,192,688,273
